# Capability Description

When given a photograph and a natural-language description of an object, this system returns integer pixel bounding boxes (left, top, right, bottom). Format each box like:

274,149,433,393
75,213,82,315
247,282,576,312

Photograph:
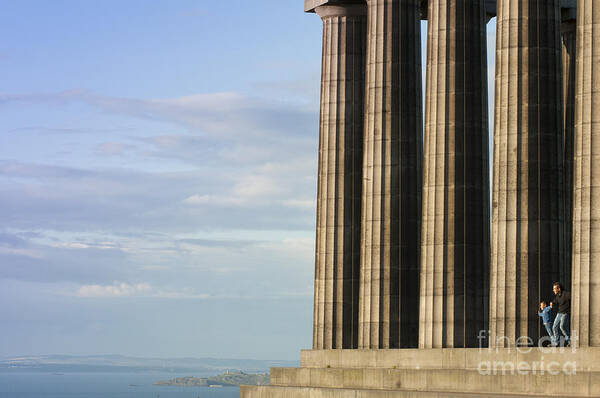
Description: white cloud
182,194,245,206
0,88,318,295
50,242,118,250
74,282,214,299
232,174,281,198
182,194,212,205
76,282,152,298
183,174,286,207
53,242,90,249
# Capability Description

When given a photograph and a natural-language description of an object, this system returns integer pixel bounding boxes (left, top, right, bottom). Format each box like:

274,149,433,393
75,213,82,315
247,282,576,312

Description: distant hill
154,370,269,387
0,355,298,374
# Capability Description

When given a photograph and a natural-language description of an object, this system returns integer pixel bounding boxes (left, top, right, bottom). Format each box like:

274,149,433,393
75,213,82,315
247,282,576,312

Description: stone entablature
305,0,577,18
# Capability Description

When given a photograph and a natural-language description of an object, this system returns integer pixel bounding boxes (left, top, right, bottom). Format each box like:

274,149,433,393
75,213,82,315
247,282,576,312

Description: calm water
0,372,241,398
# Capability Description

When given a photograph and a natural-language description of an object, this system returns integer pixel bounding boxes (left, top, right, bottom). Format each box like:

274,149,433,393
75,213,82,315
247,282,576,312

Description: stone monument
241,0,600,397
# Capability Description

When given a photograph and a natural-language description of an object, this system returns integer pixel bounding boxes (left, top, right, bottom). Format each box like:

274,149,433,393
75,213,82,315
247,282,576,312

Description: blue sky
0,1,496,360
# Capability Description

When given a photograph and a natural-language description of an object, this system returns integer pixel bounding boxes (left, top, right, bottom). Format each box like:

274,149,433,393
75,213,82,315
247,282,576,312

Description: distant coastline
0,354,297,375
154,370,269,387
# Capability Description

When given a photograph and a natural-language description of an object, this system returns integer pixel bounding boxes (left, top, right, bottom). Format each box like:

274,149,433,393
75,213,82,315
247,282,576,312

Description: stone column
419,0,489,349
561,10,576,293
572,0,600,348
490,0,565,347
358,0,423,349
312,4,367,350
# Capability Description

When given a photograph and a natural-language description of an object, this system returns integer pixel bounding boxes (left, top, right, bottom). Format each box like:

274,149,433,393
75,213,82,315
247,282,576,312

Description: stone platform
240,348,600,398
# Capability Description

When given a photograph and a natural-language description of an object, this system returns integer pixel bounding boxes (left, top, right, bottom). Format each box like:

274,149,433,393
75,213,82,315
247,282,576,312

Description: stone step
241,385,585,398
300,348,600,372
269,367,599,397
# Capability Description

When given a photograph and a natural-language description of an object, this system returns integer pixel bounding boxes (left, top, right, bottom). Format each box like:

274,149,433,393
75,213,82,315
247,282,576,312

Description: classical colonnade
308,0,598,349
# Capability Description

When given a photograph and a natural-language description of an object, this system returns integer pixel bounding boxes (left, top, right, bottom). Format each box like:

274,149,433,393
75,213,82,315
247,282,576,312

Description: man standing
550,282,571,346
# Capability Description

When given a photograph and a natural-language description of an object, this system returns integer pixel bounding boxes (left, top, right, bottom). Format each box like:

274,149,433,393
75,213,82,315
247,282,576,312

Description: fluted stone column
572,0,600,348
358,0,422,349
561,13,576,293
490,0,565,347
419,0,489,349
312,4,367,350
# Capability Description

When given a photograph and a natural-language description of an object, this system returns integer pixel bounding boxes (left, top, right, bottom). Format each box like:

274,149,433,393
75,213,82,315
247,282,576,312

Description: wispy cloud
73,282,228,300
0,0,321,359
0,88,317,308
76,282,153,298
49,241,118,250
1,90,315,140
176,238,258,249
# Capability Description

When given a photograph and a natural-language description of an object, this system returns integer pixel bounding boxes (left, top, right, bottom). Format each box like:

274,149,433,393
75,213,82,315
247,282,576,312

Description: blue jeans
552,313,570,344
543,322,553,338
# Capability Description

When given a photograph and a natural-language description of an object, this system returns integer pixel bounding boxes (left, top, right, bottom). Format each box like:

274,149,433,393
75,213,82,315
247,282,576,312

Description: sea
0,372,241,398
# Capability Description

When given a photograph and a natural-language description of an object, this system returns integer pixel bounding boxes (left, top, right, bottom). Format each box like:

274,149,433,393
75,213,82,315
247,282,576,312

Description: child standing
538,301,554,339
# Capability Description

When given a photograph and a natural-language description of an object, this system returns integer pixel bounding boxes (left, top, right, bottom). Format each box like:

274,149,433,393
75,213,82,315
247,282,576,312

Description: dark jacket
552,291,571,314
538,306,553,324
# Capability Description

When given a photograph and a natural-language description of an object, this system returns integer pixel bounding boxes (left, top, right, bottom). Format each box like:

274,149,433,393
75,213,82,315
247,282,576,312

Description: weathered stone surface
242,385,596,398
312,3,367,350
305,0,367,13
307,0,498,19
562,17,576,291
490,0,565,348
572,0,600,348
358,0,423,349
269,367,598,397
269,349,600,396
419,0,490,349
300,347,600,371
